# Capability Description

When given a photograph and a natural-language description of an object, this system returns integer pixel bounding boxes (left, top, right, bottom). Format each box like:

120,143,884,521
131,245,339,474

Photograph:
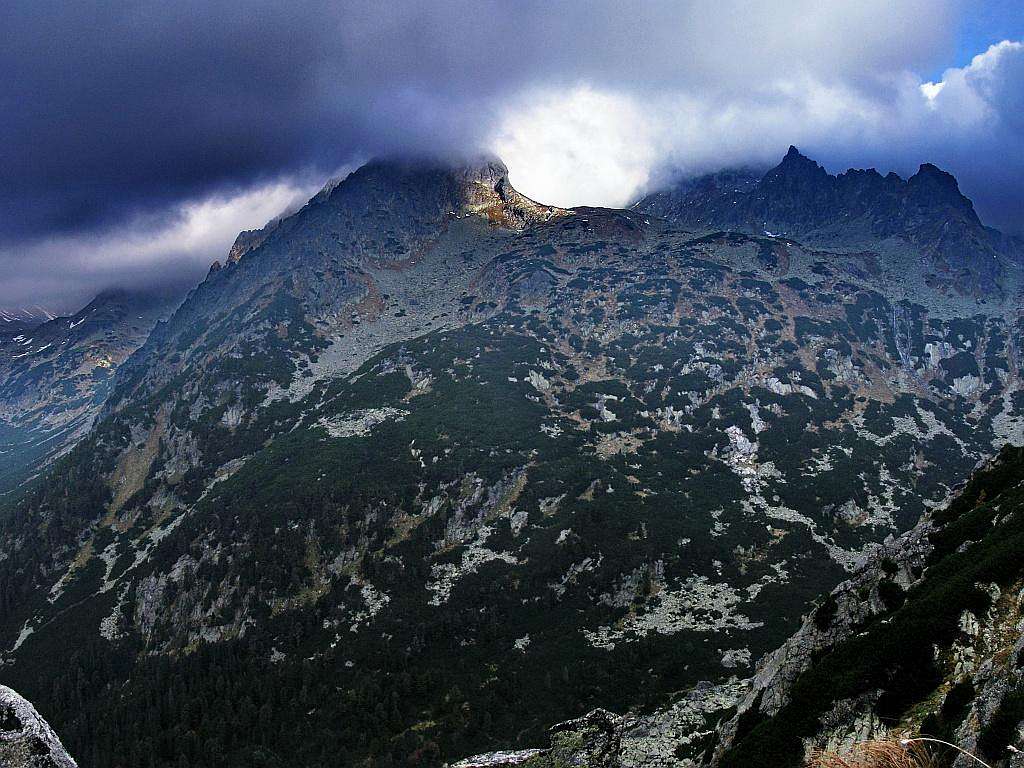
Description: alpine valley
3,149,1024,768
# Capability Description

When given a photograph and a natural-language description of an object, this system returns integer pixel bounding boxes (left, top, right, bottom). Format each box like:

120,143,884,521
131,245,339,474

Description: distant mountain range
0,306,57,341
1,148,1023,768
0,288,182,496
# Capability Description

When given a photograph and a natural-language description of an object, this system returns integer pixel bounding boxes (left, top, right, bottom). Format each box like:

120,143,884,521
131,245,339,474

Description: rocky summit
1,150,1023,768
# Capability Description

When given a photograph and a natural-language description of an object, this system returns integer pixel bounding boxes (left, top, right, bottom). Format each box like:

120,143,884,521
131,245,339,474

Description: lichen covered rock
0,686,77,768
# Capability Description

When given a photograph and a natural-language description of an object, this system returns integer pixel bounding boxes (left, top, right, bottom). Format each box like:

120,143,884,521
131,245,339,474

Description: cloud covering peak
1,0,1021,307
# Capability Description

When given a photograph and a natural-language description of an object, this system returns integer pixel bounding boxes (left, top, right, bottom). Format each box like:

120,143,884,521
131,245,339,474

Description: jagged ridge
635,147,1023,298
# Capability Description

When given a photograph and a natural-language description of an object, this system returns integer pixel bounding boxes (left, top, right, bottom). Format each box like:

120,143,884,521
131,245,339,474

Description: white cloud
921,40,1023,128
11,34,1021,310
490,78,888,207
920,81,945,102
7,2,1024,307
489,39,1024,218
0,178,327,310
492,87,661,209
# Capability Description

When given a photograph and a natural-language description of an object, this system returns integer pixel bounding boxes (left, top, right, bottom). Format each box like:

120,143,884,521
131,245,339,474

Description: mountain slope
0,289,182,499
0,153,1022,767
715,445,1024,767
460,447,1024,768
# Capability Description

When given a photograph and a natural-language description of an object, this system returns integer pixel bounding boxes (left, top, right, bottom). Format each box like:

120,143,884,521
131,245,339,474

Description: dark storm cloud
2,1,353,238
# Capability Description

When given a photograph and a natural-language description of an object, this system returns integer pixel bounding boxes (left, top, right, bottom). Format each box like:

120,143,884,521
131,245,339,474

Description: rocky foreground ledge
0,685,77,768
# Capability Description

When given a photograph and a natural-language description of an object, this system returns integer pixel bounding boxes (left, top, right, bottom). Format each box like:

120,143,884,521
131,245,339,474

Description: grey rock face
0,686,77,768
449,749,545,768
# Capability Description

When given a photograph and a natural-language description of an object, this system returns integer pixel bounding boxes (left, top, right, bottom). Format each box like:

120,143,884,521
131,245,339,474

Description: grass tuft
806,739,943,768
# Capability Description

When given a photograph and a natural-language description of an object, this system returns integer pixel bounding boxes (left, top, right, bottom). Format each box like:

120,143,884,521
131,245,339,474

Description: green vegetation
0,207,1017,768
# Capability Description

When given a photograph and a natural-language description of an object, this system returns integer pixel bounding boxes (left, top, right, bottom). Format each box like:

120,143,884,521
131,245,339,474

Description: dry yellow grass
806,738,980,768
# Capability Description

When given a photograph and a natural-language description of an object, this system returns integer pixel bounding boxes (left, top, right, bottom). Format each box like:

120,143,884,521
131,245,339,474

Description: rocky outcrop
450,157,568,229
714,520,935,752
715,447,1024,767
227,223,278,264
451,681,747,768
0,686,77,768
337,155,567,233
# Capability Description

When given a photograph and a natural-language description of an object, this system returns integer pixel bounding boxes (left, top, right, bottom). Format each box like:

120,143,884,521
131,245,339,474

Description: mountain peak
356,153,508,187
910,162,961,192
204,153,569,279
329,153,565,230
908,161,978,220
772,145,824,175
449,154,510,185
632,146,1011,296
